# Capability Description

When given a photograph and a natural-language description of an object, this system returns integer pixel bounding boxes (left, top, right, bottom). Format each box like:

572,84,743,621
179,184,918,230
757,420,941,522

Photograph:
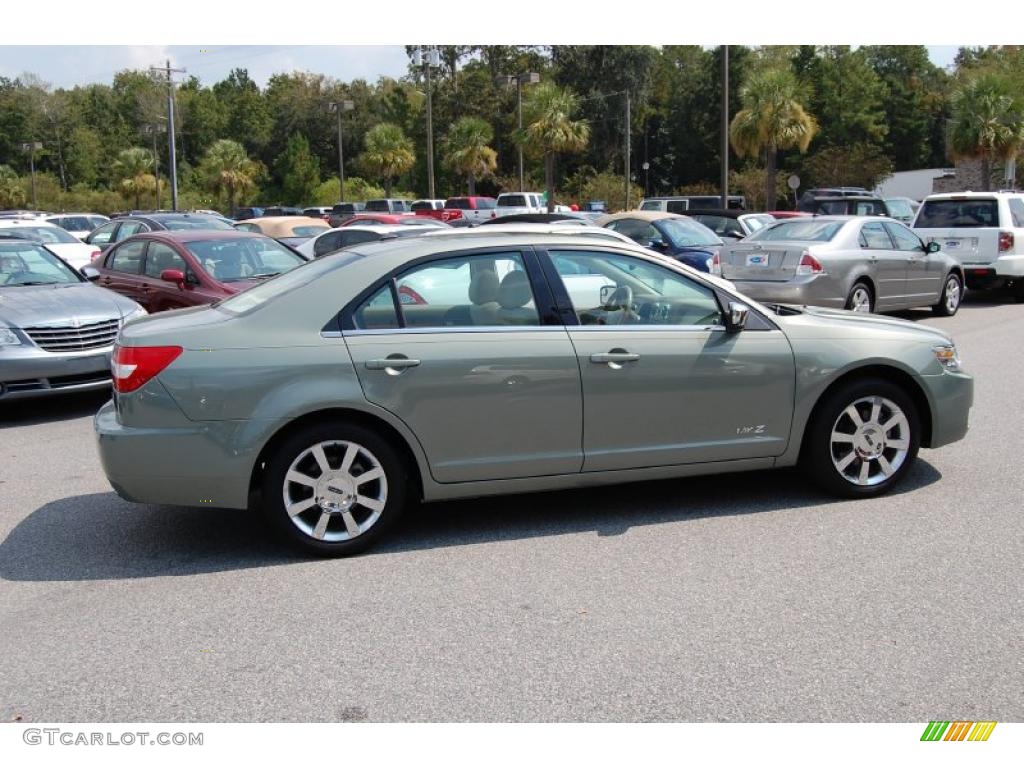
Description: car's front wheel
802,378,920,498
262,422,408,556
932,272,963,316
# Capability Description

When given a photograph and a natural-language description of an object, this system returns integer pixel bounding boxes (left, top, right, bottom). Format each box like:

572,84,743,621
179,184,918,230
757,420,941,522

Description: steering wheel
603,284,634,311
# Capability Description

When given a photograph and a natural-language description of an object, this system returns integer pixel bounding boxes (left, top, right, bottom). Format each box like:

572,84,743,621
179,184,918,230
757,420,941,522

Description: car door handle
365,357,421,371
590,351,640,364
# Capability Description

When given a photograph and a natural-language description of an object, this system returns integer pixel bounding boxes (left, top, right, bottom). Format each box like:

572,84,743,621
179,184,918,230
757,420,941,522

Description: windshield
0,242,82,285
2,225,80,245
916,198,999,228
748,220,844,242
185,237,306,282
217,251,364,314
161,217,236,231
659,218,721,247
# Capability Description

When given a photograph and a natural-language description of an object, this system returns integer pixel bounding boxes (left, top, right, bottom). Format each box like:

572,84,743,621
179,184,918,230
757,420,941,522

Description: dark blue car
602,212,723,272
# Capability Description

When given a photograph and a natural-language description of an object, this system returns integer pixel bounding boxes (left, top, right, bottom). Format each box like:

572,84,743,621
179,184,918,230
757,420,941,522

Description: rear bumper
94,399,284,510
729,277,845,309
963,253,1024,279
0,346,112,400
922,371,973,449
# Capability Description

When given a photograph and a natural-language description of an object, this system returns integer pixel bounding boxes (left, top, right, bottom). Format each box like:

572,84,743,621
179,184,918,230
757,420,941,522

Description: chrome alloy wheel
282,440,388,541
849,285,873,313
944,275,962,314
829,396,911,486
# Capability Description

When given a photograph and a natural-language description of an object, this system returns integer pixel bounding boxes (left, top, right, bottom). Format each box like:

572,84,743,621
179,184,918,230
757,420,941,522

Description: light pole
720,45,730,209
150,60,185,211
413,47,441,199
328,100,354,201
20,142,42,209
498,72,541,192
142,123,166,209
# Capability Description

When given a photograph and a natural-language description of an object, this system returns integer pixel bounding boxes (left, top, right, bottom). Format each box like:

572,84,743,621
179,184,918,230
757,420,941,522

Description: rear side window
365,200,389,212
475,198,496,209
859,222,894,249
109,240,146,273
445,198,470,209
1008,198,1024,227
916,198,999,228
666,200,688,214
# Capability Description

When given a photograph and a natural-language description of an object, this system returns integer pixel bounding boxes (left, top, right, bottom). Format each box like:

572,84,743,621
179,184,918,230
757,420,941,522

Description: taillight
796,251,824,276
90,249,101,260
111,344,183,393
999,231,1014,252
710,250,721,275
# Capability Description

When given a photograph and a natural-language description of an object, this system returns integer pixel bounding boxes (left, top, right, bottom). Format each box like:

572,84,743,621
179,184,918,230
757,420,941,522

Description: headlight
0,328,21,346
933,343,961,372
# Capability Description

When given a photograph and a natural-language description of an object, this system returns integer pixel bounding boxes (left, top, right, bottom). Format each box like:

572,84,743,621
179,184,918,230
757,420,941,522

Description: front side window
884,222,924,252
144,242,188,278
88,222,118,244
108,240,146,273
185,237,304,281
548,249,722,327
116,221,147,239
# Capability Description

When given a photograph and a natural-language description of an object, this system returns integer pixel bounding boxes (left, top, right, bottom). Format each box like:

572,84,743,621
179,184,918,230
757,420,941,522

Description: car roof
0,218,62,228
923,191,1019,199
318,224,417,236
136,229,266,243
683,208,744,218
598,210,693,223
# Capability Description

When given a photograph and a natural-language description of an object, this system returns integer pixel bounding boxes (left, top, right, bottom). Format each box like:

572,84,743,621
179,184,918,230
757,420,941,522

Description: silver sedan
715,216,964,315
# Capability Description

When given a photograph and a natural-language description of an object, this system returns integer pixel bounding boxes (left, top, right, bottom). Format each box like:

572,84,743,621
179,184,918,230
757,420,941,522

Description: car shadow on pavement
0,390,110,427
0,460,942,580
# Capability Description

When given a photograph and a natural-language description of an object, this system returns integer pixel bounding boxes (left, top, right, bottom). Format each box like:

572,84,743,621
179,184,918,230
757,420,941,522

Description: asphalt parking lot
1,292,1022,723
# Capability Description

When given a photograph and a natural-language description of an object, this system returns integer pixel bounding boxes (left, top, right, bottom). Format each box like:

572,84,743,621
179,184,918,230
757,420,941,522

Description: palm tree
518,83,590,212
0,165,26,208
443,117,497,196
198,139,261,217
949,73,1024,191
730,68,818,210
359,123,415,197
112,147,157,210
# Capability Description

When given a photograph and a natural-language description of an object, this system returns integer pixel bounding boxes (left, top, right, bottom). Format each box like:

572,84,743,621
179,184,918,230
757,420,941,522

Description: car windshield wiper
11,281,62,286
249,272,280,279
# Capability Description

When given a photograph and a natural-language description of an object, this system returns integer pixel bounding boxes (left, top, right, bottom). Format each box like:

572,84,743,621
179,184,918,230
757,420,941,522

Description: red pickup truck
415,196,497,224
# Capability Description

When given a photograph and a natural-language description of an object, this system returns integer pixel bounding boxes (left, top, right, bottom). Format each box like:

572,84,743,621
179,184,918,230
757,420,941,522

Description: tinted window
117,221,147,239
0,242,82,285
410,201,435,211
394,252,538,328
498,195,527,207
109,240,146,273
659,218,721,247
860,222,894,249
750,221,844,242
313,231,344,257
666,200,688,214
475,198,496,209
916,198,999,228
548,250,722,326
161,217,234,231
639,200,662,211
144,242,188,278
291,225,330,237
340,230,383,248
445,198,470,209
607,218,659,244
365,200,390,212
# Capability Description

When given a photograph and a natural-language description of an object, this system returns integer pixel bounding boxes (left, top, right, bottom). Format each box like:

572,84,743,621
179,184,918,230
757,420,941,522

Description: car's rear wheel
262,422,408,556
845,281,874,313
932,272,963,316
802,378,920,498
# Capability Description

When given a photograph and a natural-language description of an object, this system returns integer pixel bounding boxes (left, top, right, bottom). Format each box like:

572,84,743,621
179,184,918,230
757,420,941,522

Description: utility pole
21,142,42,208
414,47,441,200
721,45,730,210
150,60,185,211
624,92,631,210
328,100,354,200
143,123,166,209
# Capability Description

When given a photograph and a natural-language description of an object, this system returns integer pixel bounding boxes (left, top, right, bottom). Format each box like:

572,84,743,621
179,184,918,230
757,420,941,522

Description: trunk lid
720,240,810,282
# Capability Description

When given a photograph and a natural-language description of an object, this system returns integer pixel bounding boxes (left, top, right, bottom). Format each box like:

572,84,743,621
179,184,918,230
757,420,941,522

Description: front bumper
922,370,973,448
0,346,112,400
94,399,285,510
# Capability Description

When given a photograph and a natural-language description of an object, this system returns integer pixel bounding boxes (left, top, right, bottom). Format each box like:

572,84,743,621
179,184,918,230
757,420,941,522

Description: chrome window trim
335,324,731,338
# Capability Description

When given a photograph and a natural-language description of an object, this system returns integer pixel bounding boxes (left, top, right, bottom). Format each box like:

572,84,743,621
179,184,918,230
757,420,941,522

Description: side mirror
726,301,749,333
926,241,941,253
80,265,100,282
647,240,668,252
161,268,186,286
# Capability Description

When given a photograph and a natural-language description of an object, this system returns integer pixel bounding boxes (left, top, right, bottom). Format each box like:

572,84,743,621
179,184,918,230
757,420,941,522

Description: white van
913,191,1024,299
495,192,545,217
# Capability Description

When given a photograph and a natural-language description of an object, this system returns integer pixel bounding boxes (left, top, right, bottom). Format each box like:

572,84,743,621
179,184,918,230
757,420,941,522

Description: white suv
913,191,1024,299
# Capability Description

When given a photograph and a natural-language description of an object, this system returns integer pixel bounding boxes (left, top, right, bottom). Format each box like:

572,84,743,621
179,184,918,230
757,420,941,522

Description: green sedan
95,231,973,556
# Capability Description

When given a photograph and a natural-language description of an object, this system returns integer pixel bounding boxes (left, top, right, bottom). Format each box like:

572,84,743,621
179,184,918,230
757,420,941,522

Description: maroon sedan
90,230,307,313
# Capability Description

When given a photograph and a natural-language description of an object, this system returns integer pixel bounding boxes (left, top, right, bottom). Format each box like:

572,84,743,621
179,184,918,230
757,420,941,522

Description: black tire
262,421,409,556
801,377,920,499
932,271,963,316
845,281,874,313
1013,279,1024,304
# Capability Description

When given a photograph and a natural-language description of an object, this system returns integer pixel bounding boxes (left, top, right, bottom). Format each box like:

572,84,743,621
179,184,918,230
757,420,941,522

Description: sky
0,45,966,91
